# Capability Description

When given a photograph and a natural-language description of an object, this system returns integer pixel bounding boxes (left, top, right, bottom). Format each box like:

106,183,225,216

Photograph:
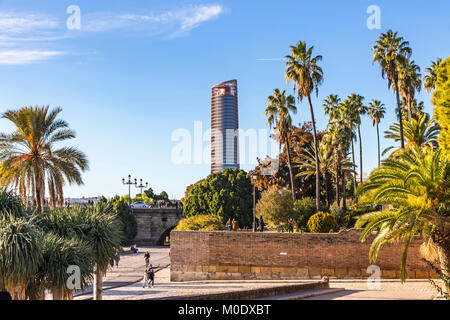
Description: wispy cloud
83,4,225,37
0,4,226,64
256,58,286,61
0,50,66,65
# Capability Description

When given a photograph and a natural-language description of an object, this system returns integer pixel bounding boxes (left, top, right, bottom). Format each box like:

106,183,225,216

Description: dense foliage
109,196,137,246
175,215,226,231
432,56,449,152
307,211,338,233
181,169,254,228
255,187,295,230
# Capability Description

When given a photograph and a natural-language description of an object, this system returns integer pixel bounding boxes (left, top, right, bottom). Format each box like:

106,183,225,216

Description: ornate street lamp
251,174,257,232
135,178,148,203
122,175,134,207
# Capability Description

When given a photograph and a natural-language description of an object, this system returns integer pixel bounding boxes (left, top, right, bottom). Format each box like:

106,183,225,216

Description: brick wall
170,229,436,281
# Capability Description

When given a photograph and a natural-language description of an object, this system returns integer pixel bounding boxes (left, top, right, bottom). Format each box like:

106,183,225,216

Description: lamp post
122,175,133,207
135,179,148,203
251,174,257,232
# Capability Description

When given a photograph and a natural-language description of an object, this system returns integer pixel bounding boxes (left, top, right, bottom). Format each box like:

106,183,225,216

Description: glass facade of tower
211,80,240,173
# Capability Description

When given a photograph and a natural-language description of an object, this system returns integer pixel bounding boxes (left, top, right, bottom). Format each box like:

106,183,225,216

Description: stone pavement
303,279,444,300
74,246,170,298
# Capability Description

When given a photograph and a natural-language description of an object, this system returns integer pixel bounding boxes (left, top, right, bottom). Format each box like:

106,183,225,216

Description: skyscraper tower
211,80,240,173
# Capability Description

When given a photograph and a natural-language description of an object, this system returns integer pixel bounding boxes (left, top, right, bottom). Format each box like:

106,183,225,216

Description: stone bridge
132,208,183,245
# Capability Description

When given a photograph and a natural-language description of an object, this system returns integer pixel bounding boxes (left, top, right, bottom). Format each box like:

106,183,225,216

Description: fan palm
383,113,440,156
0,106,88,212
285,41,323,211
423,58,442,93
355,146,449,283
368,100,386,167
265,89,297,201
398,59,422,120
372,30,412,149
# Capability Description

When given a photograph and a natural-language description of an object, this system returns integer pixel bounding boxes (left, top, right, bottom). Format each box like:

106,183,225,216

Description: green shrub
293,197,316,231
0,190,25,218
175,214,226,231
307,211,338,233
255,188,294,230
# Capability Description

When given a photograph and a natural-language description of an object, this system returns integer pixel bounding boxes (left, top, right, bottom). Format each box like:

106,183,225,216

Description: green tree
0,106,88,211
356,146,449,283
181,169,254,228
265,89,297,201
424,57,443,93
372,30,412,149
255,187,295,230
368,100,386,167
110,196,138,246
285,41,324,212
293,197,316,231
432,56,450,152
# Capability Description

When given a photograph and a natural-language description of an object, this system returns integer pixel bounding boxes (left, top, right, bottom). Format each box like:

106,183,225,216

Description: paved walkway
303,279,444,300
74,246,170,298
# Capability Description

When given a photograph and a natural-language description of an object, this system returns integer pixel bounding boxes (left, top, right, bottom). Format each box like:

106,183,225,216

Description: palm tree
398,59,422,120
372,30,412,149
295,141,333,207
423,58,442,93
356,146,449,283
368,100,386,167
265,89,297,201
383,113,440,156
285,41,324,211
0,213,41,300
84,202,123,300
323,94,341,120
0,106,89,212
347,94,367,185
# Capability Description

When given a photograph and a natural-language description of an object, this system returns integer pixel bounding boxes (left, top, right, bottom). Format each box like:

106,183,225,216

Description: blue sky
0,0,449,199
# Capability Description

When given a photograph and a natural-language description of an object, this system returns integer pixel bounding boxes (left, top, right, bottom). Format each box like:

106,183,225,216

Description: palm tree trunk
407,98,412,121
394,77,405,149
376,123,381,167
307,95,320,212
342,173,347,211
351,138,358,200
34,175,42,212
93,265,103,300
335,172,340,207
358,124,363,184
324,174,331,207
52,286,64,300
284,132,296,202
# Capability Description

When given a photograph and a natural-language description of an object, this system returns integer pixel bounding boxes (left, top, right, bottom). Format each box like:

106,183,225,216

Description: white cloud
0,11,59,34
0,50,66,64
83,4,225,37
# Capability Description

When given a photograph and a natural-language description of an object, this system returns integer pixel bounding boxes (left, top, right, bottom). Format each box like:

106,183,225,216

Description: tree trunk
35,175,42,212
307,95,320,212
436,243,450,291
324,174,331,208
358,124,363,184
284,131,296,202
351,137,358,201
335,172,340,208
93,265,103,300
342,174,347,211
394,78,405,149
376,123,381,167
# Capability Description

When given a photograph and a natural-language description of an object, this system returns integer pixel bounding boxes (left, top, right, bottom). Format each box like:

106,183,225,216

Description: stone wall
170,229,437,281
133,208,183,245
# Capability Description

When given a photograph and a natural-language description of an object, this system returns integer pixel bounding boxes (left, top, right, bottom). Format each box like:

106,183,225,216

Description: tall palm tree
356,146,449,283
383,113,440,156
0,106,89,212
368,100,386,167
372,30,412,149
347,94,367,185
285,41,324,212
423,58,442,93
265,89,297,201
398,59,422,120
323,94,341,120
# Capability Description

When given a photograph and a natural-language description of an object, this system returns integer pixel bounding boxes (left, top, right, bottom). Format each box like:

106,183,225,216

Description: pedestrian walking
148,265,155,288
144,251,150,268
143,268,150,288
288,218,294,233
226,218,232,231
114,251,120,267
259,216,265,232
